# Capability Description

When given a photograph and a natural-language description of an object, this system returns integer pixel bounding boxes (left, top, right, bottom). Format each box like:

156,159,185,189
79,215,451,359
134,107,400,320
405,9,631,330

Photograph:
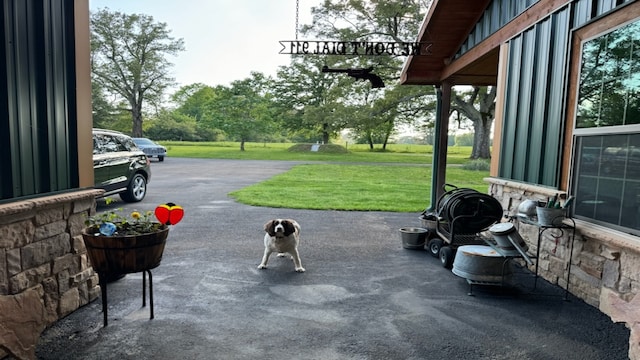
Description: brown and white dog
258,219,305,272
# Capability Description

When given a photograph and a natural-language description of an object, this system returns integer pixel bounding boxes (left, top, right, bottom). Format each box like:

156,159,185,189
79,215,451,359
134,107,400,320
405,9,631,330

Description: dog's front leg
289,249,305,273
258,249,272,269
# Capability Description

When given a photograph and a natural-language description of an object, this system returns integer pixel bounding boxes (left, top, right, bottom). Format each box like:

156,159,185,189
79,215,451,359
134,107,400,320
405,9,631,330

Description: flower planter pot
82,225,169,274
81,225,170,326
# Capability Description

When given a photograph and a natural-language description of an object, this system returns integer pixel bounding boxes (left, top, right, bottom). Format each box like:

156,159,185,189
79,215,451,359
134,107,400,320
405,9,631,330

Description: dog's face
265,219,297,237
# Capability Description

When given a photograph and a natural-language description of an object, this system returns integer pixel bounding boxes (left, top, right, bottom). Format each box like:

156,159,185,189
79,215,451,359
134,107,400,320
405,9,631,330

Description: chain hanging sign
279,40,432,56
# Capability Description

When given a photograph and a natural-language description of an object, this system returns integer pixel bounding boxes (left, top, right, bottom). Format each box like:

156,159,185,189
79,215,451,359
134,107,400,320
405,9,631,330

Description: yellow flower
131,211,141,220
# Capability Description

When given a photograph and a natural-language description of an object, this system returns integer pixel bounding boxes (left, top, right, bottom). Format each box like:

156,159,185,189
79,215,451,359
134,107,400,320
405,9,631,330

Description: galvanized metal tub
452,245,512,283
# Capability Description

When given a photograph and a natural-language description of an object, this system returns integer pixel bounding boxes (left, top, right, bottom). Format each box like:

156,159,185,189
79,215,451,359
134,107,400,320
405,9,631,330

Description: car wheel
159,156,164,162
120,173,147,202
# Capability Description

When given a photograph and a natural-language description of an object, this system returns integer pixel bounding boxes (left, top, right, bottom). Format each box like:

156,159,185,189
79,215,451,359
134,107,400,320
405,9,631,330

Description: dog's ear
282,220,296,236
264,220,276,236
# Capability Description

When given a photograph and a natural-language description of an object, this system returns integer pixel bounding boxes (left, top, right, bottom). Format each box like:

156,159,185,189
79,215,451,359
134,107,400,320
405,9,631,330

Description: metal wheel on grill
439,246,454,268
427,238,443,258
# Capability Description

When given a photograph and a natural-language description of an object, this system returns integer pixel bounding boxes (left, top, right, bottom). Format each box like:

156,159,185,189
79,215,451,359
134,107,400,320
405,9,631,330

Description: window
93,133,133,154
572,18,640,236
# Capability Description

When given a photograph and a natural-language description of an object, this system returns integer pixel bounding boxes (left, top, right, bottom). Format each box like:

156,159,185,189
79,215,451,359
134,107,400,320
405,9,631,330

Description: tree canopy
91,1,496,159
91,8,185,137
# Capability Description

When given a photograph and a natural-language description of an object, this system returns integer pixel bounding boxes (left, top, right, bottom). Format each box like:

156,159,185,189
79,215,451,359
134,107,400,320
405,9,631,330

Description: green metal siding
527,19,552,183
0,4,8,198
542,8,570,186
499,7,571,187
496,0,629,188
573,0,631,27
1,0,78,202
456,0,540,60
501,35,522,178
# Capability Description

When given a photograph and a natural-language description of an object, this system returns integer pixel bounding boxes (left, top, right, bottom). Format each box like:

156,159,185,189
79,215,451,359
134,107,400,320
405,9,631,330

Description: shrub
462,159,490,171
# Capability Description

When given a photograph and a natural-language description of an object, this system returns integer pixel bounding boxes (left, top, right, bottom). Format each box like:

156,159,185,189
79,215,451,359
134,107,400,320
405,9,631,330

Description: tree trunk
240,139,245,151
131,101,144,137
451,86,496,159
382,119,394,150
322,123,329,144
471,115,493,159
367,134,374,149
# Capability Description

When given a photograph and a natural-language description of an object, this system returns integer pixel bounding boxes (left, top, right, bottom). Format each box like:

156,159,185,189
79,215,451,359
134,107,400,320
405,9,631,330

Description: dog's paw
258,264,268,270
295,267,306,273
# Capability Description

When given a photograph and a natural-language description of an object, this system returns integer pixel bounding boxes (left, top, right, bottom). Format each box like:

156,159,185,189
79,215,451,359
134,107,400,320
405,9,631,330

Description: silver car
132,137,167,162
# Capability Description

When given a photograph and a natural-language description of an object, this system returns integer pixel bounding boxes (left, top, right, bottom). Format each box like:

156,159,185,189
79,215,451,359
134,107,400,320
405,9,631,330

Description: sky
89,0,322,88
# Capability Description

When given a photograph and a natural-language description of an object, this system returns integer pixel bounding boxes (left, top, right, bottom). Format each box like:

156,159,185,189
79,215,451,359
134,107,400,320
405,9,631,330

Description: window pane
601,135,628,178
621,180,640,228
573,134,640,235
628,133,640,177
627,72,640,125
577,20,640,128
578,136,602,176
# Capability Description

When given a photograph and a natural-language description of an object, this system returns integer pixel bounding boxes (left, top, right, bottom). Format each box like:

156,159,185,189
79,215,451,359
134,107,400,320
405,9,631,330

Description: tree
91,80,117,129
90,9,185,137
300,0,433,148
272,56,350,144
357,85,436,149
171,83,216,122
144,110,199,141
172,83,221,138
451,86,496,159
213,73,274,151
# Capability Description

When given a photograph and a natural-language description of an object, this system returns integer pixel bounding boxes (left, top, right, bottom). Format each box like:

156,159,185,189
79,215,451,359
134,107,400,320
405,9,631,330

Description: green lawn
162,141,490,212
161,141,475,164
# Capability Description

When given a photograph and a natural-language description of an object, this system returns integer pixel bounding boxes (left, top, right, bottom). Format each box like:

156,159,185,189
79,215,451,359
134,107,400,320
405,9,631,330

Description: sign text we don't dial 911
279,40,432,56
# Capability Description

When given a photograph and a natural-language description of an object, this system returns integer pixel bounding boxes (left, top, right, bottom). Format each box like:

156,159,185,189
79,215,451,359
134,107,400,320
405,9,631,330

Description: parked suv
93,129,151,202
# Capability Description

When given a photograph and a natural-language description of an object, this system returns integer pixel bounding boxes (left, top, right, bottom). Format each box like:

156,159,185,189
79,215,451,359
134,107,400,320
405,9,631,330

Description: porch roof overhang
400,0,497,86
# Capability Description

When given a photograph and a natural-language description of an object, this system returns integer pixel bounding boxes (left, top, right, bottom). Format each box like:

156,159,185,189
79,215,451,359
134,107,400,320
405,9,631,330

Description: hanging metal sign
279,40,432,56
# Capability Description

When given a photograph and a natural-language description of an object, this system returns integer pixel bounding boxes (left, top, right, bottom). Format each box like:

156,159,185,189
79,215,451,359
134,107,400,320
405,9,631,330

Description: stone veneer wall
487,178,640,359
0,190,102,359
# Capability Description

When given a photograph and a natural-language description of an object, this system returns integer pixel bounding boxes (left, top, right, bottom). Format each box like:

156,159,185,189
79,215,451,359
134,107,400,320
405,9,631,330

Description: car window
133,138,155,146
121,137,140,150
94,133,131,154
93,136,99,155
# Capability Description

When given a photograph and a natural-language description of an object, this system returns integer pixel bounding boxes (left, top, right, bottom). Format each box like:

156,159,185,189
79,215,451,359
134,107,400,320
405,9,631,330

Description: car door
93,132,130,191
93,134,112,188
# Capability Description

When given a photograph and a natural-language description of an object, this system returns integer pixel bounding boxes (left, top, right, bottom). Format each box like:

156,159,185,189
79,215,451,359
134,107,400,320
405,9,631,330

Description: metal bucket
452,245,512,283
536,206,565,226
489,223,528,253
399,227,428,249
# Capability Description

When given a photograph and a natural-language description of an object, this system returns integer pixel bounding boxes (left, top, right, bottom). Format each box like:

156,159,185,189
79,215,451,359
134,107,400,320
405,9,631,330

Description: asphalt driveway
36,158,629,359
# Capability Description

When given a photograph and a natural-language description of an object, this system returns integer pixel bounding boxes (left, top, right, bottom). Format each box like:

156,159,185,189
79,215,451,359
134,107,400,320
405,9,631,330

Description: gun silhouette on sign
321,66,385,88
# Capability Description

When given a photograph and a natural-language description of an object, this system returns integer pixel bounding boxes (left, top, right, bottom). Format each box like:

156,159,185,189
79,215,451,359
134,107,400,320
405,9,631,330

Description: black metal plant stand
516,217,576,300
98,269,155,327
